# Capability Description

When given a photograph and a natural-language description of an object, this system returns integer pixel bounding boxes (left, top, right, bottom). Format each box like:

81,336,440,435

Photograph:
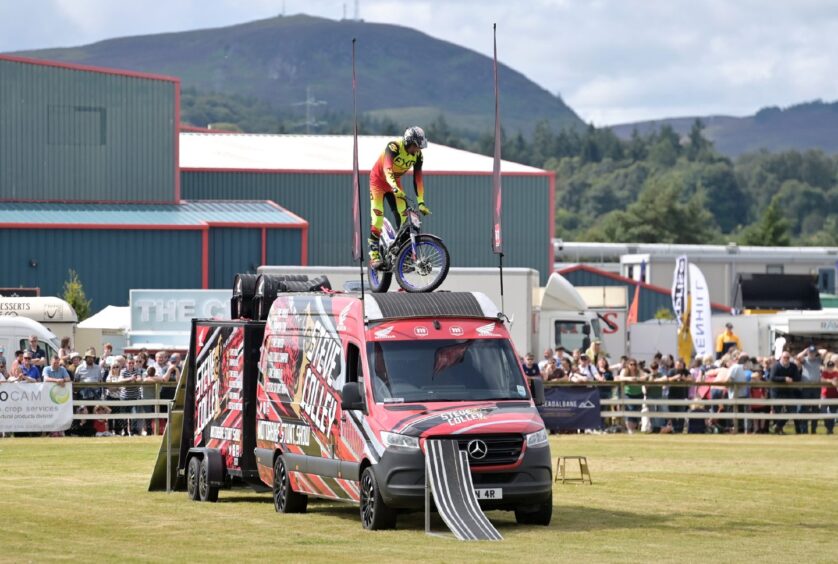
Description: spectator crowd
522,330,838,435
0,335,181,437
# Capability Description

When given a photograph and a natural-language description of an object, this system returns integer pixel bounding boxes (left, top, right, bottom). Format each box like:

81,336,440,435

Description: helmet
403,126,428,149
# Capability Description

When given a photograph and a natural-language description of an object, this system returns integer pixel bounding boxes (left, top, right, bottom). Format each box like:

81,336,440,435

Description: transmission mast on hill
292,86,327,134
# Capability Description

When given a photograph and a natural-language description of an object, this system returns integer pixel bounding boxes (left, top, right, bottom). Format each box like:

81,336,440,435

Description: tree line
181,87,838,246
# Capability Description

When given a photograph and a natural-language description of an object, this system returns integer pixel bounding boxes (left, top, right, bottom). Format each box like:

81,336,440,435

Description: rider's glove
418,202,431,216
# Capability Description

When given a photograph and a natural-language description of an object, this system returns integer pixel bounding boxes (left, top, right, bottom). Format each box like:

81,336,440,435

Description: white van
0,297,77,345
0,317,61,363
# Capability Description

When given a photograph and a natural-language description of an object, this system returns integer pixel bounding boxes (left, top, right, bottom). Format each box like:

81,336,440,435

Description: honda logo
466,439,488,460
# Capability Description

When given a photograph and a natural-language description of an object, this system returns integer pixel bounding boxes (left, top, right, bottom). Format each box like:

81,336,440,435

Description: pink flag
491,24,503,255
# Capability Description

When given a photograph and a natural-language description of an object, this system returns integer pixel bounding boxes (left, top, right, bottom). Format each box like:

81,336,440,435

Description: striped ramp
425,439,502,541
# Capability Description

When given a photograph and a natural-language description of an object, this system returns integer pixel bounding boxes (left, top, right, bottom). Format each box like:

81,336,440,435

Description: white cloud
3,0,838,125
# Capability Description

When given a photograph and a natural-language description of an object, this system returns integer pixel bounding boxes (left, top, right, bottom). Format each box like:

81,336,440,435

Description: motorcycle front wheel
394,235,450,293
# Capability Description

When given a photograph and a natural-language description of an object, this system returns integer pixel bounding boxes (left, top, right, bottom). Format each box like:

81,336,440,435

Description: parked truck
177,274,553,530
257,266,616,358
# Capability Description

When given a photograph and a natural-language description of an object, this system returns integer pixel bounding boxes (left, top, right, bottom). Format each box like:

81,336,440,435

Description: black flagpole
351,38,366,310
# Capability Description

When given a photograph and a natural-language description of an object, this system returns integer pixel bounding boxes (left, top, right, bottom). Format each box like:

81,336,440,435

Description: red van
182,285,552,530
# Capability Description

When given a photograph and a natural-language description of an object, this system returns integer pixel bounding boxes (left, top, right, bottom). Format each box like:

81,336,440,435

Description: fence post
153,383,160,436
166,406,172,493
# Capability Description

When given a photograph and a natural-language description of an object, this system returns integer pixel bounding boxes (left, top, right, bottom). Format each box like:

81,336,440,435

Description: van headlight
380,431,420,451
526,429,549,448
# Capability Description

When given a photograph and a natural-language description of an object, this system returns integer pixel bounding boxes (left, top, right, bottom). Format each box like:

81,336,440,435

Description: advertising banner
0,383,73,432
689,263,713,358
671,255,688,324
538,386,601,430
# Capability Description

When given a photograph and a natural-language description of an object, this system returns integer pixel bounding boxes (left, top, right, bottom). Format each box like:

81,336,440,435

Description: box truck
257,266,612,358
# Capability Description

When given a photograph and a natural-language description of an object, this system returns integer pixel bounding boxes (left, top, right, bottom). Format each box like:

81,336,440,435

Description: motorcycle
368,196,450,293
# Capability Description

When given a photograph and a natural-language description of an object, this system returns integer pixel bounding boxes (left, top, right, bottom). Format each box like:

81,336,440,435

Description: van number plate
474,488,502,500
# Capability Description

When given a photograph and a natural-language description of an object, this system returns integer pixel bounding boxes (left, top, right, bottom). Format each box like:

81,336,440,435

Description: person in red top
821,356,838,435
368,126,431,269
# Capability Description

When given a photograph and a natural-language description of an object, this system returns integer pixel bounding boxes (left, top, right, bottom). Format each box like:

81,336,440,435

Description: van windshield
367,339,529,403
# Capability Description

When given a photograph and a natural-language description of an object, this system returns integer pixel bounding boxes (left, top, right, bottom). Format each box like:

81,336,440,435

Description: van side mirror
530,377,545,407
341,382,365,412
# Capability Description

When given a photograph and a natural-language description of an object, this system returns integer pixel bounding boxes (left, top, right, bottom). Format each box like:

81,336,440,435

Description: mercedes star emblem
466,439,488,460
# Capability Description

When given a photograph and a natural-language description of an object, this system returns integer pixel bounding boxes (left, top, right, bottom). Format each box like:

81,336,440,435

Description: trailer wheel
359,467,397,530
514,491,552,526
198,457,219,502
273,456,307,513
186,456,201,501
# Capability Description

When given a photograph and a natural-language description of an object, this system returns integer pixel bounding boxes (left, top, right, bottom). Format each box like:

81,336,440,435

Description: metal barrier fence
545,381,838,431
71,382,178,435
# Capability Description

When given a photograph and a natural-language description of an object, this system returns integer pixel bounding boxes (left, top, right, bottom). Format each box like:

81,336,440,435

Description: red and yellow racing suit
368,138,424,245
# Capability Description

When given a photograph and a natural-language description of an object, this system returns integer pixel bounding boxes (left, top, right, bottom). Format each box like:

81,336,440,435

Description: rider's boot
368,240,383,271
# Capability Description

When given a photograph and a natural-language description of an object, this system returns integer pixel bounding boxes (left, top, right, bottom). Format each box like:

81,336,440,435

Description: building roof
179,132,546,174
558,264,731,313
0,201,306,227
555,240,838,262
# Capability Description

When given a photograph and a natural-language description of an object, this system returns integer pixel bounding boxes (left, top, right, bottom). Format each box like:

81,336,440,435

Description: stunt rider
368,126,431,270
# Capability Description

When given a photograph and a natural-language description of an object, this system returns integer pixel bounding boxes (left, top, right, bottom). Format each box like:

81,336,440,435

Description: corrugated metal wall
266,228,303,268
182,171,551,283
209,228,261,289
0,229,201,309
208,227,304,290
0,58,176,203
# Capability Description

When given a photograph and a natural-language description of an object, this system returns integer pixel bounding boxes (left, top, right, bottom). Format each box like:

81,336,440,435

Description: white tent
77,306,130,330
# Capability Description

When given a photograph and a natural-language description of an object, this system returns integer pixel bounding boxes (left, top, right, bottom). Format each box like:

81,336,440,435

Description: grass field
2,434,836,563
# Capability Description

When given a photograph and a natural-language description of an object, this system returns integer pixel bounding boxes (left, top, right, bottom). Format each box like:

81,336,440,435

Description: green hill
11,14,583,136
609,101,838,157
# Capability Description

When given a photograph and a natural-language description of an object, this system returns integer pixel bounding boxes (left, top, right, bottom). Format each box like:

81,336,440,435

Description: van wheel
360,467,397,530
198,457,219,502
273,456,307,513
186,457,201,501
514,491,552,526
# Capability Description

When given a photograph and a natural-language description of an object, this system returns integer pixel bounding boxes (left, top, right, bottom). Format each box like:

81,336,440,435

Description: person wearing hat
796,344,829,434
570,354,597,383
66,351,82,380
715,322,742,360
74,348,103,400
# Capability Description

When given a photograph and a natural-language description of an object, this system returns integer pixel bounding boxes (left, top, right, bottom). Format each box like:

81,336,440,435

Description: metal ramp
147,355,188,492
424,439,502,541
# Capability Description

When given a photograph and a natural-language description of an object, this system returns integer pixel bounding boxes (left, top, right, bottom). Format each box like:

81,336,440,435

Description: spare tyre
308,275,332,292
232,273,259,319
253,275,288,321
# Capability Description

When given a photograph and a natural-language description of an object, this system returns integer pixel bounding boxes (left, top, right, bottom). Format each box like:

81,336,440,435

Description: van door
337,342,365,488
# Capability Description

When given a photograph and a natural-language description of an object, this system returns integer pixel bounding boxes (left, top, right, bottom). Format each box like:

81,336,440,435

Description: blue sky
3,0,838,125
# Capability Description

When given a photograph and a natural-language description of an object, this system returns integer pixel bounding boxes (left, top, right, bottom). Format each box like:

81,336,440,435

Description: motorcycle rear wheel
367,264,392,293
